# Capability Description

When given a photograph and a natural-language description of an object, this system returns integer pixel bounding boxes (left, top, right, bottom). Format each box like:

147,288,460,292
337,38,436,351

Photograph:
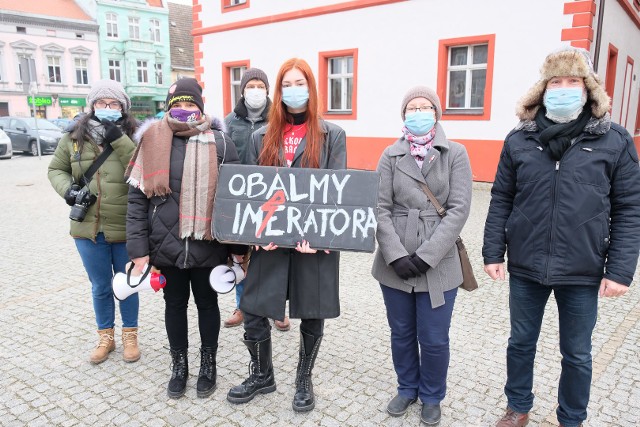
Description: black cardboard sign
213,164,379,252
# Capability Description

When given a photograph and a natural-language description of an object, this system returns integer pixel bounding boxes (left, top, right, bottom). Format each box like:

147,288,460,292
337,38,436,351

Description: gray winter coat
239,119,347,320
371,123,473,308
223,98,271,163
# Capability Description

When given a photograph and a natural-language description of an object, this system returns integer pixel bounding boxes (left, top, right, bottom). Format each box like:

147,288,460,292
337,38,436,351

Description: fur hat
166,78,204,112
401,86,442,121
240,68,270,95
87,79,131,111
516,46,610,121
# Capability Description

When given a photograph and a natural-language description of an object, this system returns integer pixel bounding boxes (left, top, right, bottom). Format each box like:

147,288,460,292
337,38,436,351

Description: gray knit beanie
240,68,270,94
401,85,441,121
87,79,131,111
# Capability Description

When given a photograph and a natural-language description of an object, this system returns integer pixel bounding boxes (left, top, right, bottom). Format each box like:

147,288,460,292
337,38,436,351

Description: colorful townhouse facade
194,0,640,182
0,0,100,119
76,0,171,118
168,2,195,83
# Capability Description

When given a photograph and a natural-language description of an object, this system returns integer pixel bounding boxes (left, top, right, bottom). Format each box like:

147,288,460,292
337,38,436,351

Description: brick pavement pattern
0,156,638,426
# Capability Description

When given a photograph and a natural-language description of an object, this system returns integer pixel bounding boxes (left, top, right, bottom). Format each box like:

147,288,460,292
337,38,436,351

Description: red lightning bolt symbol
256,190,286,238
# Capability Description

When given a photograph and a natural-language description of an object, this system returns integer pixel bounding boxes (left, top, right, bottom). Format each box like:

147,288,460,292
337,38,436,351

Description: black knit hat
166,78,204,112
240,68,270,94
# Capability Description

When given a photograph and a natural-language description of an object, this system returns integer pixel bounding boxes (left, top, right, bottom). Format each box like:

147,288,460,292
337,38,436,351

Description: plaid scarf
126,114,218,240
402,126,436,168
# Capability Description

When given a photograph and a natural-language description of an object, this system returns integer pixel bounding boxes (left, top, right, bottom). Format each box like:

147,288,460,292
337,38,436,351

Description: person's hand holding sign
296,240,330,254
255,243,278,251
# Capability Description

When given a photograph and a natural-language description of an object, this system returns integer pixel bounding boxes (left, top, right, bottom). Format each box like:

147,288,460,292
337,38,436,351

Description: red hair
260,58,324,168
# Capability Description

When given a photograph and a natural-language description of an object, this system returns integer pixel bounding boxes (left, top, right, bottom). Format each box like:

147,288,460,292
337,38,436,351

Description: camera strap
82,144,113,186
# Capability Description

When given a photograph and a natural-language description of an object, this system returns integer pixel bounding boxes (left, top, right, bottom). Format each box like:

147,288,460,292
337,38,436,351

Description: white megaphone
112,263,166,301
209,263,245,294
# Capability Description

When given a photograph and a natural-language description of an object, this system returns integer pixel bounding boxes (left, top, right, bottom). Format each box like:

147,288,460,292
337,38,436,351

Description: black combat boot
227,336,276,403
167,348,188,399
292,330,323,412
196,346,217,398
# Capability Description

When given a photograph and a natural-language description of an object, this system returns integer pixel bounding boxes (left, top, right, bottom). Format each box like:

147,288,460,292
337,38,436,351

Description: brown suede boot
90,328,115,364
122,327,141,362
224,309,243,328
274,316,290,332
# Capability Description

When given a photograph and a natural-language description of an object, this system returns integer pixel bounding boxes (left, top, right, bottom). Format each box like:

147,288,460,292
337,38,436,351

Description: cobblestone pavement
0,155,638,427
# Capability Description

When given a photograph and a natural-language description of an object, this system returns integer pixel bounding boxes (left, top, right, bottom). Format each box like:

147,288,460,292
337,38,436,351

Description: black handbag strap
82,144,113,185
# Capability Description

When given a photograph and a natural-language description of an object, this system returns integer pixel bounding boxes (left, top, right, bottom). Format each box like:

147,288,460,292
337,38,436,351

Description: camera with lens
69,186,97,222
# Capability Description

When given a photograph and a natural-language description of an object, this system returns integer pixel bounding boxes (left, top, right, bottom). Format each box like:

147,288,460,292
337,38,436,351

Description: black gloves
64,183,82,206
390,255,421,280
410,253,430,273
101,119,123,145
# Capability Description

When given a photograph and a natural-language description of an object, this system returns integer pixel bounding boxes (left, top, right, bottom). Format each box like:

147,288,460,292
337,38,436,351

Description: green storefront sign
26,96,52,107
59,97,86,107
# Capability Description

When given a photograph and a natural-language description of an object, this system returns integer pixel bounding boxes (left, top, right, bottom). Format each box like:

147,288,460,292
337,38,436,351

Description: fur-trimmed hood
516,47,611,121
133,114,226,144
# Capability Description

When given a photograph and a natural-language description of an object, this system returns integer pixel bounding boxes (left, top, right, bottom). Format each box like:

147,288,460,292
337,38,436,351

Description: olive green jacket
48,132,136,242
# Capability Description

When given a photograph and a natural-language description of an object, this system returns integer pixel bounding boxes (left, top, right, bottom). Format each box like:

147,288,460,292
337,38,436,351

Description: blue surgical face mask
94,108,122,122
543,87,586,118
282,86,309,109
404,111,436,135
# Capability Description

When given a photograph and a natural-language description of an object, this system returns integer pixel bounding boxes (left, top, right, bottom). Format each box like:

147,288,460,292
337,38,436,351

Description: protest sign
213,165,379,252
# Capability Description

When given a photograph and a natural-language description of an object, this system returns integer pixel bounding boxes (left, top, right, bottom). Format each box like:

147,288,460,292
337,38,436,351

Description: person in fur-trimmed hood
125,77,247,400
483,47,640,427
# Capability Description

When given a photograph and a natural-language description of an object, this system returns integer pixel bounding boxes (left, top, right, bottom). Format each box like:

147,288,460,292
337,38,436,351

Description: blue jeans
506,275,598,427
75,233,139,329
380,284,457,404
235,279,245,308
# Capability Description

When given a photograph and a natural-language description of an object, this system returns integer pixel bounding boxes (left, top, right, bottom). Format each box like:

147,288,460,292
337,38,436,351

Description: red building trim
605,43,619,103
617,0,640,29
221,0,250,14
221,60,250,116
620,56,634,127
193,0,407,36
192,0,204,94
562,0,596,50
318,48,358,121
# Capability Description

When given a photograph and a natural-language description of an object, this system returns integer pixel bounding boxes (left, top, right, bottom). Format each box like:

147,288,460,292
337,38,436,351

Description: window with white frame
150,19,161,43
106,13,119,39
129,17,140,40
446,44,488,109
230,66,246,107
18,55,35,84
108,59,121,82
47,56,62,83
155,63,163,85
75,58,88,85
327,56,353,112
137,60,148,83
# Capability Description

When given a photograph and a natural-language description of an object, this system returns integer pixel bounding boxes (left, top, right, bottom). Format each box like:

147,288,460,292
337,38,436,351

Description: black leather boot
196,346,217,398
292,330,323,412
227,336,276,404
167,348,188,399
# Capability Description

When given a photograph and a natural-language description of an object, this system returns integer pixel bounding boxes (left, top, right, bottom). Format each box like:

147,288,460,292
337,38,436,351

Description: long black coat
239,119,347,320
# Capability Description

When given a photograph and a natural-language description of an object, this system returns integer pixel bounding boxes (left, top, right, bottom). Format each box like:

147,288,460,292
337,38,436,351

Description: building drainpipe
593,0,606,72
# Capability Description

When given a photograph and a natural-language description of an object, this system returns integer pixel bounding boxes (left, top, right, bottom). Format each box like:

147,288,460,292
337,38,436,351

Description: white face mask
244,88,267,109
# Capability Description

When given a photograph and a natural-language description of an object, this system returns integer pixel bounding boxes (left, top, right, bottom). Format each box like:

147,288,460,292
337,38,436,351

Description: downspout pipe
593,0,606,72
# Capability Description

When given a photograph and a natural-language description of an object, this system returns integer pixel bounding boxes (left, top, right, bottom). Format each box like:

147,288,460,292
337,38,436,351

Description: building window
75,58,88,85
222,60,249,115
319,49,358,120
137,60,148,83
221,0,249,13
150,19,161,43
18,56,36,84
47,56,62,83
109,59,121,82
437,34,495,120
16,27,26,34
106,13,118,39
129,17,140,40
155,63,163,85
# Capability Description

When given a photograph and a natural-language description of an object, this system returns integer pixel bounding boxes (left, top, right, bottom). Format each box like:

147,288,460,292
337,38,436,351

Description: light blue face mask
404,111,436,135
282,86,309,109
94,108,122,122
543,88,585,118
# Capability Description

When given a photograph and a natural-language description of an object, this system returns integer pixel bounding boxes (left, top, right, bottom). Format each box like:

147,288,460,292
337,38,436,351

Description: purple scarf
402,126,436,168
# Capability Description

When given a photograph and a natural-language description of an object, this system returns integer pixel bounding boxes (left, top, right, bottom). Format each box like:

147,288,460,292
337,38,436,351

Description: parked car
0,117,62,155
0,128,12,160
49,118,73,131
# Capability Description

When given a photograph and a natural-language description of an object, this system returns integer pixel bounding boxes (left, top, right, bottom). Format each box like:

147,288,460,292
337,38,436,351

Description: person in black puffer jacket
484,47,640,427
126,78,247,400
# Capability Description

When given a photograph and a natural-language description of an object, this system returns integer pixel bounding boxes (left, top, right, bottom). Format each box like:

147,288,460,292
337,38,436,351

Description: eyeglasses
94,100,122,110
406,106,435,113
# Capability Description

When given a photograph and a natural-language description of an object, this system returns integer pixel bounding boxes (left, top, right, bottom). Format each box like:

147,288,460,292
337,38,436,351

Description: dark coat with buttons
224,98,271,164
239,119,347,320
483,115,640,286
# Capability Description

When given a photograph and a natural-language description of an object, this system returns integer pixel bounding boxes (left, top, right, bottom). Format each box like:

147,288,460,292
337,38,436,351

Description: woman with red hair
227,58,346,412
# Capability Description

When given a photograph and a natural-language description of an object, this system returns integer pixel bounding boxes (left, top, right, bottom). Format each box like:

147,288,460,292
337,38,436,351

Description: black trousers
244,311,324,341
162,267,220,351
